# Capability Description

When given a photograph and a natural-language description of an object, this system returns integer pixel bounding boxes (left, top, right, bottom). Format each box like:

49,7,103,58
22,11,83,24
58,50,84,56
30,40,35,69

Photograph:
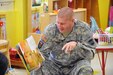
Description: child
0,52,8,75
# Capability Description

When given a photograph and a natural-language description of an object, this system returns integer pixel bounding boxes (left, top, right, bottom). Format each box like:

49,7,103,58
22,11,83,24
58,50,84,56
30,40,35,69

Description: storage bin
98,34,113,46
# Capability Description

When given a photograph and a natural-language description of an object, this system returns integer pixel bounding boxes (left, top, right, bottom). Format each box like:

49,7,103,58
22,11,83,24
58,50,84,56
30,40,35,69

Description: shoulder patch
38,34,47,49
41,34,47,42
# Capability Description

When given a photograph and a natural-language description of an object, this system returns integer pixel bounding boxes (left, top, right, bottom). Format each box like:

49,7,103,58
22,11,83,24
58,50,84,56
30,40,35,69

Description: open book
16,35,45,73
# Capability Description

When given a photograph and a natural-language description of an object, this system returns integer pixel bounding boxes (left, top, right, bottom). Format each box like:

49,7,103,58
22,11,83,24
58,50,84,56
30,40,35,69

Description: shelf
32,7,40,13
68,0,99,25
52,0,59,1
0,49,7,53
11,59,24,68
48,0,68,12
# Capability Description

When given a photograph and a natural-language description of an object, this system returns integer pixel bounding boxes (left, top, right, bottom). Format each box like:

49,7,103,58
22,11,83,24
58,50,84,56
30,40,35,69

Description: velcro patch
41,34,47,42
38,39,45,49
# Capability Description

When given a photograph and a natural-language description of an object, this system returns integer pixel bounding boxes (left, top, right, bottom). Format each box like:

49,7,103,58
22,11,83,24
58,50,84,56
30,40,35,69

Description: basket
98,34,113,46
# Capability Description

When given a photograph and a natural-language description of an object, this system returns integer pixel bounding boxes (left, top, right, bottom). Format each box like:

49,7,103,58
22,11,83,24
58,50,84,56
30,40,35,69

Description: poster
0,16,6,39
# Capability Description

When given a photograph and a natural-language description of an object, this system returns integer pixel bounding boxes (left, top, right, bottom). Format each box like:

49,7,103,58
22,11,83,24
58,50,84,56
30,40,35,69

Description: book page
26,35,37,50
17,35,45,72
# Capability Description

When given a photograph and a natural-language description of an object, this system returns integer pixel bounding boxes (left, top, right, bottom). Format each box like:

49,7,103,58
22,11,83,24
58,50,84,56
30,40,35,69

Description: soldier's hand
62,41,77,54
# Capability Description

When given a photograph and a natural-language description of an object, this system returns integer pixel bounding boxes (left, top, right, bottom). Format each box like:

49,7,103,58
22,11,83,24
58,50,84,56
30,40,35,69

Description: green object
110,26,113,33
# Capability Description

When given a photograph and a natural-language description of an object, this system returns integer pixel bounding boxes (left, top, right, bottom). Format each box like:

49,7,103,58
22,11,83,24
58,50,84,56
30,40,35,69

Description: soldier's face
56,17,74,34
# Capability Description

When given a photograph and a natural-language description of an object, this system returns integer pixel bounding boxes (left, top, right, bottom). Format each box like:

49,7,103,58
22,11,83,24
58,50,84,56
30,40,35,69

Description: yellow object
94,70,100,75
0,0,28,47
98,0,110,30
17,35,44,75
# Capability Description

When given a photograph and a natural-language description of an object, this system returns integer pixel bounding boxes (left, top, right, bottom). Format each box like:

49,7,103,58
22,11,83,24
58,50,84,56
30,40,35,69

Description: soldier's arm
75,25,97,60
38,24,55,58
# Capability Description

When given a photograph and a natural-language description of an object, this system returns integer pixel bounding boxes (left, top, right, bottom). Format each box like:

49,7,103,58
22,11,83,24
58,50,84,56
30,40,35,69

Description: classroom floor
92,52,113,75
10,52,113,75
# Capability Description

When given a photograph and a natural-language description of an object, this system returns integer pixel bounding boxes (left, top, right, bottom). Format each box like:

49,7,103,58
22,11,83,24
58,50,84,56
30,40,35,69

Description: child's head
0,52,8,75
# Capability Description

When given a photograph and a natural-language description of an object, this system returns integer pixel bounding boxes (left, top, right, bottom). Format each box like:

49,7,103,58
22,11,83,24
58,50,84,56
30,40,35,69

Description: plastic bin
98,34,113,46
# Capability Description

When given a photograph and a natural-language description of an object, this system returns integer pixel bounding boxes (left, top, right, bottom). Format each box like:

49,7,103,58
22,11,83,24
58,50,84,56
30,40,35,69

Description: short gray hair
57,7,74,20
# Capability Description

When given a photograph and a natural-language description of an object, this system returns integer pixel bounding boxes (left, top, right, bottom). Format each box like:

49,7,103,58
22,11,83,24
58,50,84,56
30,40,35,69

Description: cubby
68,0,100,26
27,0,100,32
110,0,113,6
48,0,68,13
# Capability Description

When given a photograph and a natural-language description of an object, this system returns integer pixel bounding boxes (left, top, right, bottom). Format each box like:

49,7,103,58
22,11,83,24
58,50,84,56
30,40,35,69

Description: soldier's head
0,52,8,75
56,7,75,34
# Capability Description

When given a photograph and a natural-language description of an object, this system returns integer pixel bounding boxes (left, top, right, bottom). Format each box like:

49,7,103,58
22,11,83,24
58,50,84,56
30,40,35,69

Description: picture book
16,35,45,73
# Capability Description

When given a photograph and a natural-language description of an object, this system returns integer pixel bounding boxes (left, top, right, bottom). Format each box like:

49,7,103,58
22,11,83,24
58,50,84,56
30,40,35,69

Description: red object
9,48,21,60
97,29,105,34
0,21,3,27
68,0,75,9
96,46,113,75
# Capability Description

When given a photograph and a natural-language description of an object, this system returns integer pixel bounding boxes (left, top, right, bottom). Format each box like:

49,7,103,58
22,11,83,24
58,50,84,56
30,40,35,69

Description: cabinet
110,0,113,6
68,0,100,26
27,0,41,34
48,0,68,13
27,0,68,34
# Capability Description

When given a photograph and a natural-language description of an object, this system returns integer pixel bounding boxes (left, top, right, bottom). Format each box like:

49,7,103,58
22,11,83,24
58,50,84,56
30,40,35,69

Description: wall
0,0,27,47
0,11,17,47
14,0,27,43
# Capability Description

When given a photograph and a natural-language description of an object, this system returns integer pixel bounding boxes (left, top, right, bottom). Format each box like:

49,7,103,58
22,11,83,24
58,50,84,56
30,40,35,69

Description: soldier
35,7,97,75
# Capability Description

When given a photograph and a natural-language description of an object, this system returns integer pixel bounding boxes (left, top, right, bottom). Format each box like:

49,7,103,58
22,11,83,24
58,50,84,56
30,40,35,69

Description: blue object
90,16,99,33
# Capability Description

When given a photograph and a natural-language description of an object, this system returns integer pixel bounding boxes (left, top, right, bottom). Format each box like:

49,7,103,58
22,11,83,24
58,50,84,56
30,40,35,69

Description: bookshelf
110,0,113,6
27,0,41,34
91,0,100,27
68,0,100,26
27,0,68,34
48,0,68,13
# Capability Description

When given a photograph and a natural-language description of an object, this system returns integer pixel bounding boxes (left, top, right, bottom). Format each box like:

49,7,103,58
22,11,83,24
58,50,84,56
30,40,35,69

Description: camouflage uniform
34,20,97,75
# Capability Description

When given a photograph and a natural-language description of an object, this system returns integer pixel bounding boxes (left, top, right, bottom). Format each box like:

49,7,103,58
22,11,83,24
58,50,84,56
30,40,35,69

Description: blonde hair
57,7,74,20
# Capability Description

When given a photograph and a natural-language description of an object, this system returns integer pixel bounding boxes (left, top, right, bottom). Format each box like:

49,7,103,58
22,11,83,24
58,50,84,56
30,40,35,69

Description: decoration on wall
32,12,40,33
109,6,113,27
32,0,42,6
43,2,48,13
0,0,14,11
0,21,3,27
0,16,7,39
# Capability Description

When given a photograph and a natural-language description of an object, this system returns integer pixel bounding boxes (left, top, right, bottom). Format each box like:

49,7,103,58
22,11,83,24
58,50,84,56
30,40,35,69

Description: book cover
16,36,45,73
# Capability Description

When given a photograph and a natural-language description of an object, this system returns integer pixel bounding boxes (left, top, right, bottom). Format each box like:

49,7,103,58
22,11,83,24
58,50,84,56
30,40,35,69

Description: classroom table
96,45,113,75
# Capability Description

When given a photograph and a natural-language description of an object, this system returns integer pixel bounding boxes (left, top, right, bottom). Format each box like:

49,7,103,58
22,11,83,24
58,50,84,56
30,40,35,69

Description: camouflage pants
33,59,93,75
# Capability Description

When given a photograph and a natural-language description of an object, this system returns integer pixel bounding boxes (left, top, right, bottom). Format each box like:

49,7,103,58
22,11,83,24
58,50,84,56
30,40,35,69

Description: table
96,45,113,75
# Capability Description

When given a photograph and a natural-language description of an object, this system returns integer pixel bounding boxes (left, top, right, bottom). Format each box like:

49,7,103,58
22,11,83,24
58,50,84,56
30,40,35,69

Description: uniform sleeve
74,24,97,60
38,24,56,58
